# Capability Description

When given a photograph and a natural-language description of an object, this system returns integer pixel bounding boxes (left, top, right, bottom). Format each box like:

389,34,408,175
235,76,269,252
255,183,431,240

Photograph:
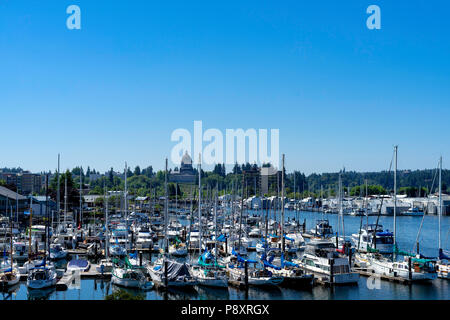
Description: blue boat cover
69,259,89,268
439,248,450,260
232,249,257,264
376,231,393,237
216,234,226,242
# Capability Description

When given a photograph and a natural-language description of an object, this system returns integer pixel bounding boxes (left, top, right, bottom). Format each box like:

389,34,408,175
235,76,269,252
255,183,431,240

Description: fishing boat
294,239,359,285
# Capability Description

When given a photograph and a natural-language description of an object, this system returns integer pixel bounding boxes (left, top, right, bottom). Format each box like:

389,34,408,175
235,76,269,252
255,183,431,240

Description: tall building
0,172,42,195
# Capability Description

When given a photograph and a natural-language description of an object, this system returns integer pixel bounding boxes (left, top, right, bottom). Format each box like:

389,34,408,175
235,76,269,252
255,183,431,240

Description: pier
354,267,412,284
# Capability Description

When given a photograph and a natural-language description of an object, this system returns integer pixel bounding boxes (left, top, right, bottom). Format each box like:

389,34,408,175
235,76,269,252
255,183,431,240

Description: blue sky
0,1,449,174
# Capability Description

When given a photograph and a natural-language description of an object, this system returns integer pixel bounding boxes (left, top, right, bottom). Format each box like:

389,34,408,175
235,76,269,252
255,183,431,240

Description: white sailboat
0,219,20,288
367,146,437,282
436,156,449,279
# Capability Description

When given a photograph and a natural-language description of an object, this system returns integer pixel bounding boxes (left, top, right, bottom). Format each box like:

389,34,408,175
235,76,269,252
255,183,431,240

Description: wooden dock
354,267,411,284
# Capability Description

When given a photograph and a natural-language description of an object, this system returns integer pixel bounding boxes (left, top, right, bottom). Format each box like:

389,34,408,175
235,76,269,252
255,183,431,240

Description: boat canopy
439,249,450,260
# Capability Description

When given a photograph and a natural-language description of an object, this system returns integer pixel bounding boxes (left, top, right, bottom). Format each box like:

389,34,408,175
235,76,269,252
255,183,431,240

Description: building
0,186,28,215
169,151,196,184
29,195,57,216
0,172,42,195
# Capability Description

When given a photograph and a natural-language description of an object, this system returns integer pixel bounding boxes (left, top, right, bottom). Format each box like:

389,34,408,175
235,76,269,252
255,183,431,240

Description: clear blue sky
1,1,449,174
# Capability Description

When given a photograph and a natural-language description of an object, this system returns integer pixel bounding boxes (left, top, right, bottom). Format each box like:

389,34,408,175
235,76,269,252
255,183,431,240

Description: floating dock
354,267,411,284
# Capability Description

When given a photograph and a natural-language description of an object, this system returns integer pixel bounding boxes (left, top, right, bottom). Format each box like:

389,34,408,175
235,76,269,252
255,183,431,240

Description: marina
0,150,449,300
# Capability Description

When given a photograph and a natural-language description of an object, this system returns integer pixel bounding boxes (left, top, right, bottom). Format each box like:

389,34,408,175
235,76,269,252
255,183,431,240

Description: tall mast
64,175,68,226
29,188,33,262
198,154,202,256
105,184,109,260
438,156,442,250
57,154,60,221
164,158,168,255
79,167,82,229
393,145,398,260
124,162,128,251
214,184,218,266
281,154,285,253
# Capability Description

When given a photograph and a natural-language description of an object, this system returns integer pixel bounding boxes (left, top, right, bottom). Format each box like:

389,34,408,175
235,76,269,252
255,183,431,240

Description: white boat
96,259,114,273
49,243,68,260
135,228,153,249
109,244,127,257
368,254,437,281
169,243,188,257
294,239,359,284
0,267,20,288
436,256,449,279
190,264,228,288
367,147,437,283
351,224,394,254
111,266,153,289
226,261,284,287
12,242,29,260
27,266,57,289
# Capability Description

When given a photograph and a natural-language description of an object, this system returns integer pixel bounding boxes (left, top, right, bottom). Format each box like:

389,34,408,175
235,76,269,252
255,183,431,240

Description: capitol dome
181,151,192,165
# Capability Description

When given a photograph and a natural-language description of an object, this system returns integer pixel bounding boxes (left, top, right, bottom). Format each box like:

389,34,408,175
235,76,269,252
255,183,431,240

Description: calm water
2,210,449,300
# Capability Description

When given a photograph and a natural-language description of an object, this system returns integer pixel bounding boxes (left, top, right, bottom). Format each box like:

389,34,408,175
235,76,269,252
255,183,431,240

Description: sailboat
190,187,228,288
27,175,58,290
0,219,20,288
111,163,153,290
435,156,449,279
147,158,196,289
96,187,114,274
367,146,437,282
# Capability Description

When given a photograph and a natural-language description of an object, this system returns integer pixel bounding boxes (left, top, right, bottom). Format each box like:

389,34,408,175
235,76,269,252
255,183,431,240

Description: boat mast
164,158,168,255
124,162,128,251
105,184,109,260
438,156,442,251
29,189,33,262
79,167,82,229
214,183,218,266
64,175,68,227
198,154,202,256
57,154,60,228
393,145,398,260
281,154,285,253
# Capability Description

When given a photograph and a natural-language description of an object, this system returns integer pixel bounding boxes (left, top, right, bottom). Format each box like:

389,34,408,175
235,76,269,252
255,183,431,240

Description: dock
354,267,412,284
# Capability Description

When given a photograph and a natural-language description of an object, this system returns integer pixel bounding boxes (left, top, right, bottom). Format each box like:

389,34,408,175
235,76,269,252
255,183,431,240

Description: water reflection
27,287,56,300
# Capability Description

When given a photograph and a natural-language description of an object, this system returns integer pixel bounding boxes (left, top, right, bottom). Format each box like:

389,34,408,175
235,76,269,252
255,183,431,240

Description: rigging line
412,162,439,252
373,148,395,247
